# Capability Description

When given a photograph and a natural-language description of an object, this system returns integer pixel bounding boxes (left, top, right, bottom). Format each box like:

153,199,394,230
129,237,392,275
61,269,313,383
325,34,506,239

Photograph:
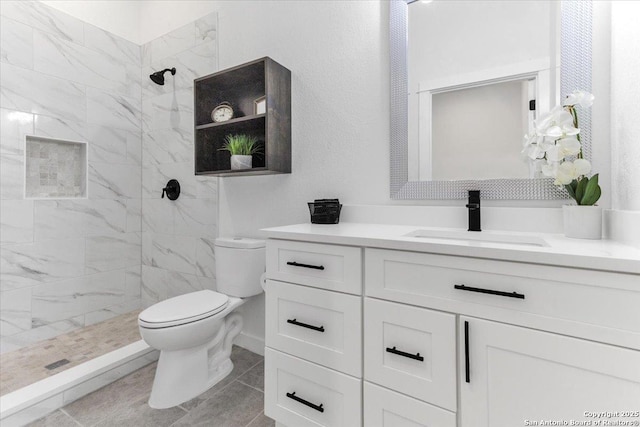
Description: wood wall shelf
194,57,291,176
195,114,266,131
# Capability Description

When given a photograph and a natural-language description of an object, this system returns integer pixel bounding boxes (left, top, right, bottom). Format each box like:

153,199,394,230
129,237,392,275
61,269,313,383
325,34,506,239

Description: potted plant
219,134,263,170
522,90,602,239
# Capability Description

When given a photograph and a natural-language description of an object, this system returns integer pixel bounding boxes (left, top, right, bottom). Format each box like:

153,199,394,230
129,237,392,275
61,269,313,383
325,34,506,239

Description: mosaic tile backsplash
25,137,87,198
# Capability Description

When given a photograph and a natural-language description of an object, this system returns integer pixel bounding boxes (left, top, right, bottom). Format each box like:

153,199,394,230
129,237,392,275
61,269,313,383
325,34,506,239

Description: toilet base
148,312,244,409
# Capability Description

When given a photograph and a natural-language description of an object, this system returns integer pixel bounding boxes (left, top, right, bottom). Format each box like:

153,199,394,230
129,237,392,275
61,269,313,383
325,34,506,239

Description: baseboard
234,332,265,356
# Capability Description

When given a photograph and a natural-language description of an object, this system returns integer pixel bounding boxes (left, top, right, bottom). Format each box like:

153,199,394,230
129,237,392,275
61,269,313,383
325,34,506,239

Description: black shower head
149,67,176,85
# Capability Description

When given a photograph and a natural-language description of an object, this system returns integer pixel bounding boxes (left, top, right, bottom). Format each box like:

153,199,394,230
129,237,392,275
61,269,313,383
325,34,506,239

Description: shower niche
194,57,291,176
25,136,87,199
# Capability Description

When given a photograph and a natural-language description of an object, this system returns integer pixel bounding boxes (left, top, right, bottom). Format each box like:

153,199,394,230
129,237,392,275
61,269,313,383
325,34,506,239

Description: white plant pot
562,205,602,239
230,155,252,170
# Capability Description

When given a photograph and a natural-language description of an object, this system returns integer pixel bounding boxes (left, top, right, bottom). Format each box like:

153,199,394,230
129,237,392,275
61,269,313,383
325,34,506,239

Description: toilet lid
138,290,229,329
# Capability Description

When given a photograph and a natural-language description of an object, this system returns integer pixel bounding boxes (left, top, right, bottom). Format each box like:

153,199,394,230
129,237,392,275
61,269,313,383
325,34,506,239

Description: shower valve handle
161,179,181,201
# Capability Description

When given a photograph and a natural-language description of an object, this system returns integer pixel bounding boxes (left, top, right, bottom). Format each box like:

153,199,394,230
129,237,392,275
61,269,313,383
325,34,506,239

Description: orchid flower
553,159,592,186
563,90,595,108
521,90,601,205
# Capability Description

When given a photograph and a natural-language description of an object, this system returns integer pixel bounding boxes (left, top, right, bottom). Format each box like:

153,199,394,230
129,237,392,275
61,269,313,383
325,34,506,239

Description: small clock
211,102,234,123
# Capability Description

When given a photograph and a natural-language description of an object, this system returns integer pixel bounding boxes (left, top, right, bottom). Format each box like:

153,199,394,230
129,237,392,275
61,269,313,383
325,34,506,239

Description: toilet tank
214,237,266,298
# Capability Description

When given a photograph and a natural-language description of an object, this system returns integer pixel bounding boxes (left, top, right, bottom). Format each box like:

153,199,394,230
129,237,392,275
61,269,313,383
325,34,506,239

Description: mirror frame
390,0,593,200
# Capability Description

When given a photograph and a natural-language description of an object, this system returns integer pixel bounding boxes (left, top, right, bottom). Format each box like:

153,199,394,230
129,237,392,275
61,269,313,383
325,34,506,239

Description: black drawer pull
454,284,525,299
287,318,325,332
385,346,424,362
464,321,470,383
286,392,324,413
287,261,325,270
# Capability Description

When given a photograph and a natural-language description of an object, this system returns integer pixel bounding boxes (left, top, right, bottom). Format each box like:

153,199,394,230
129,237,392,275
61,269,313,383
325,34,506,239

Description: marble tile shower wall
0,1,143,353
140,13,219,307
0,2,220,354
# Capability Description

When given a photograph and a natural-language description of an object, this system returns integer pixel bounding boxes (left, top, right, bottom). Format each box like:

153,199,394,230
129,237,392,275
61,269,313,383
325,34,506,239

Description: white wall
214,0,389,237
408,0,554,88
611,1,640,211
40,0,219,44
40,1,142,43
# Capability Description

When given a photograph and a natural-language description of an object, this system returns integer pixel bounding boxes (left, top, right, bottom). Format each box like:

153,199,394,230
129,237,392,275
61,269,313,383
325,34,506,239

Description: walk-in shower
1,2,218,424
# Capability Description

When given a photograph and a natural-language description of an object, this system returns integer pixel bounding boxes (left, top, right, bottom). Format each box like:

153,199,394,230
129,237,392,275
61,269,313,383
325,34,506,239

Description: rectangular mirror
391,0,593,200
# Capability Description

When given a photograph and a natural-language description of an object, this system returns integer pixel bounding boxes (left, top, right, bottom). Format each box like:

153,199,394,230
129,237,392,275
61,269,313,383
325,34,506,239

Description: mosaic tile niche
25,136,87,198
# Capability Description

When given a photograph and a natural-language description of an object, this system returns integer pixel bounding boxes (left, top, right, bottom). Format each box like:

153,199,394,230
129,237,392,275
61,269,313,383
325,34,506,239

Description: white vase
562,205,602,239
230,155,252,170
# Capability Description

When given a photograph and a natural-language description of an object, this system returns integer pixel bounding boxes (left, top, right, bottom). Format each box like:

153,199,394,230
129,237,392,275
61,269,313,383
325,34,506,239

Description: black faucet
466,190,481,232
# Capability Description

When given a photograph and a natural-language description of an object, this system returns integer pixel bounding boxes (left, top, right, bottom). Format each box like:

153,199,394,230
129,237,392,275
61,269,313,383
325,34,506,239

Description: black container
308,199,342,224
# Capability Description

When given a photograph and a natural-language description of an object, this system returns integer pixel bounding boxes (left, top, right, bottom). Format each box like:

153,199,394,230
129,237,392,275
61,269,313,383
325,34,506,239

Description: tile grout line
60,408,84,427
236,359,262,377
244,410,264,427
235,379,264,395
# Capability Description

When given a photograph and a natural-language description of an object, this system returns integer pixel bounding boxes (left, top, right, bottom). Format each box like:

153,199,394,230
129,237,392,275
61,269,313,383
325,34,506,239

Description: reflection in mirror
407,0,560,182
389,0,593,200
430,80,533,181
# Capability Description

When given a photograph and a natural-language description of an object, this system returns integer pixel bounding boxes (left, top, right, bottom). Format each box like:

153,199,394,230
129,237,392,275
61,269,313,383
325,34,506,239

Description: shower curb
0,340,158,427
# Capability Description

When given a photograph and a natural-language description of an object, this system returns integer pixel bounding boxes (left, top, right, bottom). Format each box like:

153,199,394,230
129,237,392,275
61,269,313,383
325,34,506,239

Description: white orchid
557,136,582,157
553,159,592,186
522,90,601,205
563,90,595,108
534,106,579,139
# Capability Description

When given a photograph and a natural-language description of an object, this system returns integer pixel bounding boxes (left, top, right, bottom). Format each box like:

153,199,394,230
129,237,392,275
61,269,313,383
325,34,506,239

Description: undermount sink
404,229,549,247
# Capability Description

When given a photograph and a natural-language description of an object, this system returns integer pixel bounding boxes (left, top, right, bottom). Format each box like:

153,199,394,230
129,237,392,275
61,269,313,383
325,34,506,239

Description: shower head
149,67,176,85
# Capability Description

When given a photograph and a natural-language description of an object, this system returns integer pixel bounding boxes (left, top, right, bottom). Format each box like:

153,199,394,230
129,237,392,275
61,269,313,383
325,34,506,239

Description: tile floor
27,346,275,427
1,311,142,396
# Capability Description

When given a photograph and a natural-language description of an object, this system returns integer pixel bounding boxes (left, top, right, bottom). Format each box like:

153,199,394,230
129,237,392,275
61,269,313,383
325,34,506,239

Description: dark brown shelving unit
194,57,291,177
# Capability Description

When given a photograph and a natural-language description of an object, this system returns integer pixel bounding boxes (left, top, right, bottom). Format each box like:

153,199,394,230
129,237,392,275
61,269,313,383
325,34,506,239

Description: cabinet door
460,317,640,427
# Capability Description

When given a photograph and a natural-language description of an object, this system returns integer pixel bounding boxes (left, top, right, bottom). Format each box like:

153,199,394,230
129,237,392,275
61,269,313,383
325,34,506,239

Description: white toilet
138,237,265,409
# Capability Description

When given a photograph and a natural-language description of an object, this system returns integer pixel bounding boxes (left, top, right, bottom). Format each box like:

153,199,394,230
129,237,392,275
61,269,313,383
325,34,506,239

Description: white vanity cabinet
460,317,640,427
263,230,640,427
264,240,363,427
365,247,640,426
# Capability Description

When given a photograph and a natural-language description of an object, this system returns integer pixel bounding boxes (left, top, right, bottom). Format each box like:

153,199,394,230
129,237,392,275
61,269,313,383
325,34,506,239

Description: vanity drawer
265,280,362,376
265,348,362,427
266,240,362,294
365,248,640,348
364,298,456,411
364,382,456,427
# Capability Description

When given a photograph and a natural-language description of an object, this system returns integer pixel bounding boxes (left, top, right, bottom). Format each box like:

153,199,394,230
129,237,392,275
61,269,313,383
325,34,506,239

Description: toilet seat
139,290,229,329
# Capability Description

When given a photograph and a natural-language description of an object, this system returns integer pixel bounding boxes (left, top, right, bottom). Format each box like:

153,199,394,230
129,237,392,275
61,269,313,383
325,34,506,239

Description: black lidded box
308,199,342,224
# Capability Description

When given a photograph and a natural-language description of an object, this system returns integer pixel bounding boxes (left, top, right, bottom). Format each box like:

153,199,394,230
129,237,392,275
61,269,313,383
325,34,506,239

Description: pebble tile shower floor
0,311,142,396
27,346,274,427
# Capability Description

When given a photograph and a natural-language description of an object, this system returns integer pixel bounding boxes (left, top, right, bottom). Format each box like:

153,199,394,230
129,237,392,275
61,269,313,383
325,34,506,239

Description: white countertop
262,223,640,275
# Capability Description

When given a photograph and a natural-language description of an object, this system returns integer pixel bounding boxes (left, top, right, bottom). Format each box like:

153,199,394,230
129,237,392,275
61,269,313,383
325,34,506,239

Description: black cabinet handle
464,321,470,383
385,346,424,362
287,318,325,332
286,392,324,413
454,284,525,299
286,261,325,270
